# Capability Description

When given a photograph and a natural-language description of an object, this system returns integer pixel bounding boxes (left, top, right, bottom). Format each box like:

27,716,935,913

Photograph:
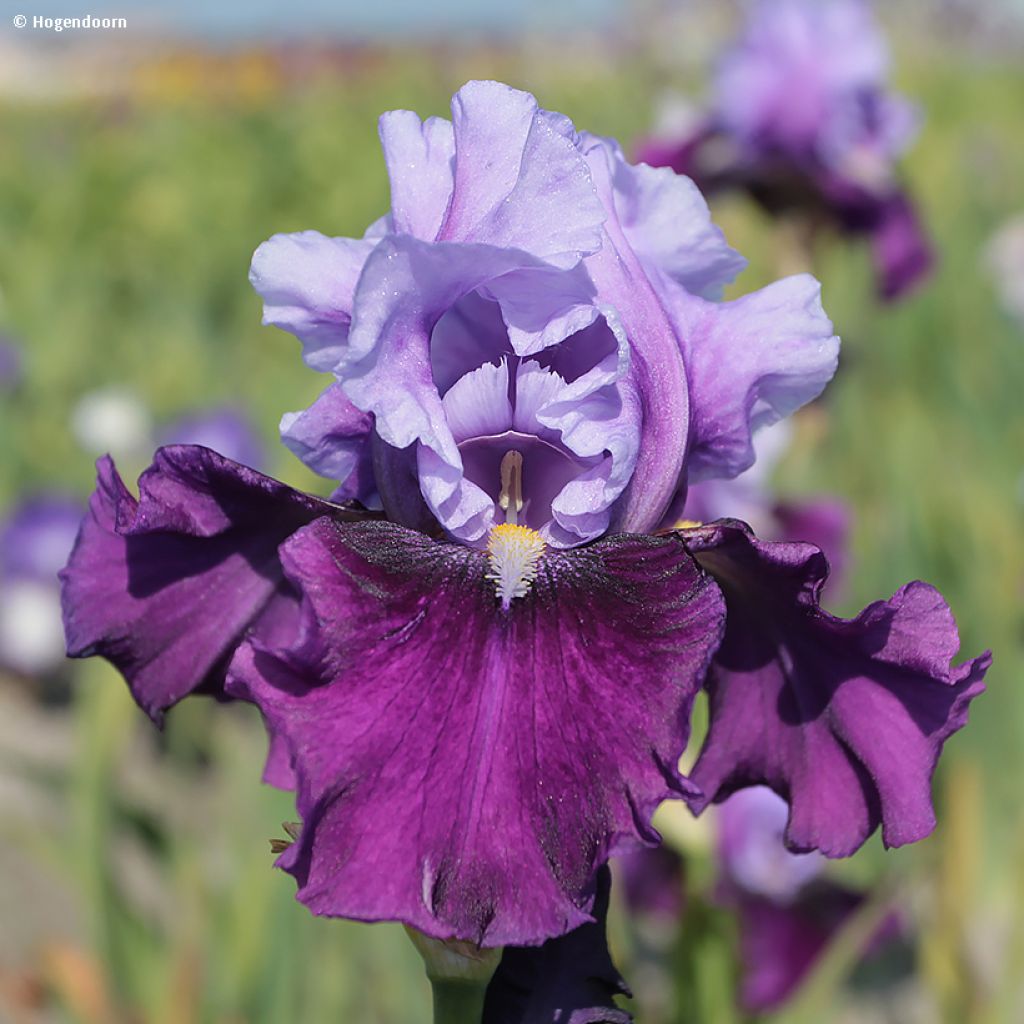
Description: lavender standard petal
280,383,378,505
664,274,838,485
231,519,725,946
682,520,989,856
249,230,377,373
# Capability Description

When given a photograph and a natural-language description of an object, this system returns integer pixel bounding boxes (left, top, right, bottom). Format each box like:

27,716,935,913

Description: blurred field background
1,1,1023,1021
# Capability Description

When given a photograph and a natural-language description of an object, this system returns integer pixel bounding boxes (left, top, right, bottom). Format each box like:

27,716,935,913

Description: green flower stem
430,977,491,1024
405,927,502,1024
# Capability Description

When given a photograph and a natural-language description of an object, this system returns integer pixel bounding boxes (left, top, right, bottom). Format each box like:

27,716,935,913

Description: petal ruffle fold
679,520,989,856
665,275,839,484
230,519,726,945
249,230,377,373
59,446,353,726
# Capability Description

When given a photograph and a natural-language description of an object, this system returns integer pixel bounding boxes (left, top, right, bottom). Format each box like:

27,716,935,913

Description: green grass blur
0,25,1022,1024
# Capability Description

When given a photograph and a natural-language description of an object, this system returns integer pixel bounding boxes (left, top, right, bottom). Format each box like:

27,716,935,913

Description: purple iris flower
1,495,82,676
717,787,899,1012
637,0,933,302
61,81,986,954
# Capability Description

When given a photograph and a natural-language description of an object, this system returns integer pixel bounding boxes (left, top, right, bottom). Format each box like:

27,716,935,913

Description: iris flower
638,0,933,301
61,83,986,967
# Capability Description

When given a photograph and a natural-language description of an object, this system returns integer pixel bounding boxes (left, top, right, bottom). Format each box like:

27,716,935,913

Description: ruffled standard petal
482,868,632,1024
378,110,455,241
584,134,745,300
280,383,378,505
231,519,726,946
665,274,839,484
59,446,355,724
680,520,989,856
249,230,377,373
440,81,605,267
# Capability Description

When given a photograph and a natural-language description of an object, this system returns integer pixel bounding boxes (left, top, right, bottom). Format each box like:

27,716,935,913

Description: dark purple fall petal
482,868,632,1024
230,519,726,946
59,445,356,726
680,520,989,856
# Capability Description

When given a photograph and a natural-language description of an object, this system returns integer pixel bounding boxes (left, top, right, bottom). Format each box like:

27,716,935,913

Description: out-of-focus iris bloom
717,787,900,1012
159,407,268,472
637,0,933,301
1,496,82,677
0,333,21,392
61,81,986,958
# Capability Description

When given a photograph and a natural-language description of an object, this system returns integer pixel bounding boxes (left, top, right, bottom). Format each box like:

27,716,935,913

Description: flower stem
405,927,501,1024
430,977,490,1024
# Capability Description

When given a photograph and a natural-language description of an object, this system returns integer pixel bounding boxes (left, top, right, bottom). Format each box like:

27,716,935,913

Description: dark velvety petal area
680,520,989,856
232,519,726,946
60,446,353,724
482,867,632,1024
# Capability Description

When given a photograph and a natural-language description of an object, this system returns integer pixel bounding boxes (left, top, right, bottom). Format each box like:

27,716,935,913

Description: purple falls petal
482,868,632,1024
681,520,989,856
231,519,726,945
59,445,347,724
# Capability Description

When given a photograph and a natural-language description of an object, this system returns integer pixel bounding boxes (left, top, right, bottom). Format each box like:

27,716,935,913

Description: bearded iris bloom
638,0,933,302
61,81,986,966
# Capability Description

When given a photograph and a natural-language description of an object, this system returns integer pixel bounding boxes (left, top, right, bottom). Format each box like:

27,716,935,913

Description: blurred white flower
71,386,152,457
986,213,1024,329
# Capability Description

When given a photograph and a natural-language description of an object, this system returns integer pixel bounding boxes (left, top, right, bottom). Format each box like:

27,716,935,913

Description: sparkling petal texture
230,519,726,945
482,868,632,1024
680,520,989,856
59,446,343,725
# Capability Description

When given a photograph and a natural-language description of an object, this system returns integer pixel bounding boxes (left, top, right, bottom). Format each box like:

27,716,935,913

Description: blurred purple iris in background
1,495,82,678
159,407,268,471
717,787,900,1012
0,333,21,393
61,79,986,991
638,0,933,301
